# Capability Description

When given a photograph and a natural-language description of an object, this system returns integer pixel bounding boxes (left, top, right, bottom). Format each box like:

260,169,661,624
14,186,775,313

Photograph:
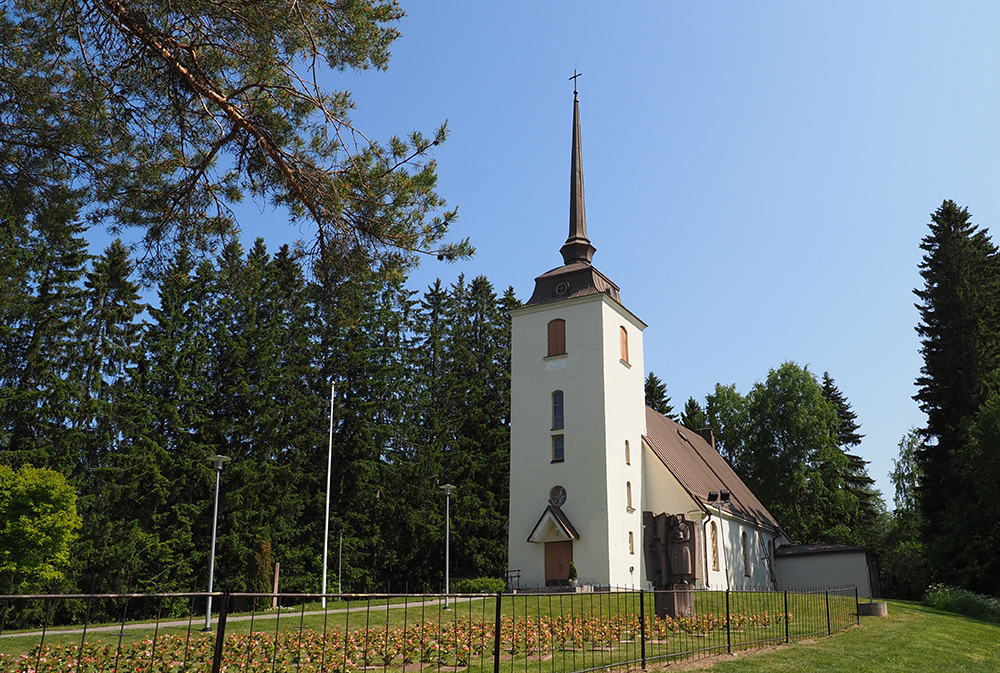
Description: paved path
2,596,483,640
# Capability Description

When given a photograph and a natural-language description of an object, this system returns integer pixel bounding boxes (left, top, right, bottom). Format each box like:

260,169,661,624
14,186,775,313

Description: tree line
646,366,882,551
0,204,515,596
647,199,1000,600
6,197,998,602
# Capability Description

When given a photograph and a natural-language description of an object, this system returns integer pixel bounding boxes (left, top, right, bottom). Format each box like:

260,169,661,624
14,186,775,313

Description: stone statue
666,513,696,583
644,511,700,619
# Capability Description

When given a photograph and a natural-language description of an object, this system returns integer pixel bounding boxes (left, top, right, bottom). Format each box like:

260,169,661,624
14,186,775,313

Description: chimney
694,427,715,450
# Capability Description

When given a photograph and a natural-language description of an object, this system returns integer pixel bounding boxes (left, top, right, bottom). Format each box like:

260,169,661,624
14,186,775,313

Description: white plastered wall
702,512,783,591
599,298,646,588
508,292,646,589
640,442,700,588
774,552,872,597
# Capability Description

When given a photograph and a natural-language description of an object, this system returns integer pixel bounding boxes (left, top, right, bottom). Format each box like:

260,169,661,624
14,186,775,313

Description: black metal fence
0,587,859,672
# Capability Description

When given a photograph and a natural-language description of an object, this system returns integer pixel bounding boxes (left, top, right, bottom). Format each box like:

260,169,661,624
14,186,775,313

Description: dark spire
560,77,597,266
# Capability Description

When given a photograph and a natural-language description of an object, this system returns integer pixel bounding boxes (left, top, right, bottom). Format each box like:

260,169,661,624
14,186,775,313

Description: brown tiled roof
643,407,781,531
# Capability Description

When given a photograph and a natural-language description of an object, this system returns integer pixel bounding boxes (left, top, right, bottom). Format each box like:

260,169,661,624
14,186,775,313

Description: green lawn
678,600,1000,672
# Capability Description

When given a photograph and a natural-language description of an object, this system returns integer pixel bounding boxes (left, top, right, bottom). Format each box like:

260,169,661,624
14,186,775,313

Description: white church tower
508,88,648,589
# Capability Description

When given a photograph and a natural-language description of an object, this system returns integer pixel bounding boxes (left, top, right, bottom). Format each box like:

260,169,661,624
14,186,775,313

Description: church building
507,89,792,592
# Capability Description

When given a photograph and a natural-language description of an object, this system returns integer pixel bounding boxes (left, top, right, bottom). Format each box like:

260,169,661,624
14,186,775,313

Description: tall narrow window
626,481,633,511
548,319,566,357
624,440,630,465
711,522,720,571
552,391,564,430
741,531,750,577
629,531,635,555
619,326,629,363
552,435,565,462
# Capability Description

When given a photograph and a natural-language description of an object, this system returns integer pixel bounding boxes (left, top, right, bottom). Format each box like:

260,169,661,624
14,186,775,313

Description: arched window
741,531,750,577
552,391,564,430
711,522,720,571
626,481,633,511
624,439,630,465
619,326,629,363
548,319,566,357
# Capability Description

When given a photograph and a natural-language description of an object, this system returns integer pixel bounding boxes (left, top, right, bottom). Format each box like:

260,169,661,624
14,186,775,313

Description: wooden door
545,541,573,586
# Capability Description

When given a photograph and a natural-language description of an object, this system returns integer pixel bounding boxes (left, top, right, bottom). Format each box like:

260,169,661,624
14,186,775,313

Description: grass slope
680,600,1000,672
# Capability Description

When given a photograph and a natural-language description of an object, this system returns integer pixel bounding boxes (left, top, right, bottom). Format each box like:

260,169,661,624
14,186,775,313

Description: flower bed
0,609,797,672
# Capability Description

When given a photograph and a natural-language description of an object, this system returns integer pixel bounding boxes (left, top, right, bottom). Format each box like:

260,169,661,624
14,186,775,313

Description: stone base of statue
654,583,694,618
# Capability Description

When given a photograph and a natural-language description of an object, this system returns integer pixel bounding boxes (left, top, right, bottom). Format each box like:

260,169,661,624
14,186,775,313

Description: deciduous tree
704,363,871,545
0,464,81,592
880,429,928,599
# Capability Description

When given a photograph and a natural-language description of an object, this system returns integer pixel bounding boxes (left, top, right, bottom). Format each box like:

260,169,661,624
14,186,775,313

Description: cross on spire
569,70,582,97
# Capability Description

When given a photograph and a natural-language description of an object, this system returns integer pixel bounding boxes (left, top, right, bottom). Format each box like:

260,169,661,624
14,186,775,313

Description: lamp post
203,454,231,632
707,489,731,591
440,484,456,609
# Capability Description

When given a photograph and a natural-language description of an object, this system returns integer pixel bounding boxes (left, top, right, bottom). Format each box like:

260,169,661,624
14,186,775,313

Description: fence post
855,586,860,626
212,592,230,673
825,590,831,636
639,589,646,670
493,592,502,673
783,592,789,644
725,590,731,655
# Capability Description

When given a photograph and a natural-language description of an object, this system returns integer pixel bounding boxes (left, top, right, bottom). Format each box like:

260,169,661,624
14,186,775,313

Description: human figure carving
667,513,696,583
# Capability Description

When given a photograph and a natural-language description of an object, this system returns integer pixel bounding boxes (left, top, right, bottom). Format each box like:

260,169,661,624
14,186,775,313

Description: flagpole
321,382,335,608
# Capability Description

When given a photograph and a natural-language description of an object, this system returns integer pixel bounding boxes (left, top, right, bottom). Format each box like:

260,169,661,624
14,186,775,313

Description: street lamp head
720,489,731,503
208,455,231,471
440,483,456,495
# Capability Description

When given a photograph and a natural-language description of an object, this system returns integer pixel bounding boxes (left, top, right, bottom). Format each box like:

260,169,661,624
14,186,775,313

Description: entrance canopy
527,504,580,543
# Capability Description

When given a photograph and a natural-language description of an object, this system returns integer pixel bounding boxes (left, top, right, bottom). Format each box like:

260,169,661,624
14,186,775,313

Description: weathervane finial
569,69,582,97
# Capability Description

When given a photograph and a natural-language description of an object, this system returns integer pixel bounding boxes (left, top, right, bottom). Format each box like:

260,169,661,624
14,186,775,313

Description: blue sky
160,2,1000,502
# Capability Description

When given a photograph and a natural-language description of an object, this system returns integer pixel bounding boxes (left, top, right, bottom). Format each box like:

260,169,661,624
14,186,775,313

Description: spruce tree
644,372,674,418
680,397,707,430
400,278,451,587
820,373,882,547
71,240,173,597
820,372,864,447
439,276,513,579
130,248,217,593
964,390,1000,594
913,200,1000,583
0,189,89,473
310,252,412,591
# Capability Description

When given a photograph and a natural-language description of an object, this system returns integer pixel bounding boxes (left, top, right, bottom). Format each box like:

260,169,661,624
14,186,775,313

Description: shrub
923,584,1000,624
451,577,507,594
